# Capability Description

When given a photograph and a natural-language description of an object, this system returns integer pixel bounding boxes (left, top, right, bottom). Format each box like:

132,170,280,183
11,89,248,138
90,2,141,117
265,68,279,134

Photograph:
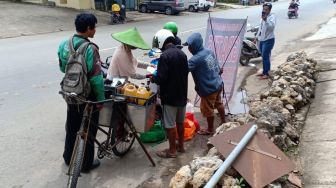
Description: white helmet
152,29,175,50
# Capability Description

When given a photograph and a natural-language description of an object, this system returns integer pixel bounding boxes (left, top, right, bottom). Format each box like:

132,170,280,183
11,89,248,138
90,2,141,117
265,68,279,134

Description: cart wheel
110,118,135,157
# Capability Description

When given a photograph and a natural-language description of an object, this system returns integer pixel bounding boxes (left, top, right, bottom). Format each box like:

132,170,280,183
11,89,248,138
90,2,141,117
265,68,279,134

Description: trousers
259,38,275,75
63,103,99,171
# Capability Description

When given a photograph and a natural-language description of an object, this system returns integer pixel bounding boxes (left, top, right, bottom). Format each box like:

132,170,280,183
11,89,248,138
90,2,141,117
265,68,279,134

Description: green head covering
111,27,150,50
163,22,178,35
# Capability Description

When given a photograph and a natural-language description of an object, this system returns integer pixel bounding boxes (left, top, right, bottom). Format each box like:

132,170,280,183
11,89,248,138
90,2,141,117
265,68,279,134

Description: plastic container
123,83,137,103
98,101,113,126
127,93,157,132
136,83,151,105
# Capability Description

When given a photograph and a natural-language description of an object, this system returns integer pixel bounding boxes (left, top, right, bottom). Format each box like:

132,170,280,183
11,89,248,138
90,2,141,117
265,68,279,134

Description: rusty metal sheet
209,124,295,188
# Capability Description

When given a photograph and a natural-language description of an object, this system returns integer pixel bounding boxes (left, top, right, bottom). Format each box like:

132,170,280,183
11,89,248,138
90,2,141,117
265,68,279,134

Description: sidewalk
0,1,212,39
299,38,336,187
300,66,336,187
0,1,163,39
297,18,336,187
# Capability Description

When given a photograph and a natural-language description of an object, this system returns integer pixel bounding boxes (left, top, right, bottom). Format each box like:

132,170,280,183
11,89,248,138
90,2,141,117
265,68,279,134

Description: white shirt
107,45,138,78
257,13,276,41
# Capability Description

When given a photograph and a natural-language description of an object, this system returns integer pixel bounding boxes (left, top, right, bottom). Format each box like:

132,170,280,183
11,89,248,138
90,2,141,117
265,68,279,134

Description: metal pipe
204,125,258,188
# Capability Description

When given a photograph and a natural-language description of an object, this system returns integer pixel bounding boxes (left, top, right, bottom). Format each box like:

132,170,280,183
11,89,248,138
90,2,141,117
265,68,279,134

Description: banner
194,17,246,109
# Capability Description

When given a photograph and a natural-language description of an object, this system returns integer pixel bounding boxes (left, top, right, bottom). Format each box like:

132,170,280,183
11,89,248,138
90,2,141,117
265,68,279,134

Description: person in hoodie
183,32,226,135
256,3,276,80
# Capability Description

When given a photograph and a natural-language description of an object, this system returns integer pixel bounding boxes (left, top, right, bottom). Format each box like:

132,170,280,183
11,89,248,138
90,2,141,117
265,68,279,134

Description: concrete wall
54,0,95,9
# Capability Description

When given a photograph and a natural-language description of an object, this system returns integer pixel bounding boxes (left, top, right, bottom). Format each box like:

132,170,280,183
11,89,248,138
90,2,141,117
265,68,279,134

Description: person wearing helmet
152,29,188,158
163,22,182,46
183,32,225,135
107,27,151,80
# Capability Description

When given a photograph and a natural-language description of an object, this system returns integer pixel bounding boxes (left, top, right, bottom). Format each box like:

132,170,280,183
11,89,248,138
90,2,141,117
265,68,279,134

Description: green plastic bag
140,120,166,143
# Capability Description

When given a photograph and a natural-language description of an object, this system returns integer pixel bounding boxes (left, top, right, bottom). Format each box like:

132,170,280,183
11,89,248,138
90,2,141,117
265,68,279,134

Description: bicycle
59,90,156,188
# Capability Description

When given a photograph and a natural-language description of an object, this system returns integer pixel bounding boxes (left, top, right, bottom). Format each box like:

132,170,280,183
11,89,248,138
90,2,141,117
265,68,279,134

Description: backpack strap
77,42,94,76
68,36,94,75
77,42,92,57
68,36,90,55
68,36,76,54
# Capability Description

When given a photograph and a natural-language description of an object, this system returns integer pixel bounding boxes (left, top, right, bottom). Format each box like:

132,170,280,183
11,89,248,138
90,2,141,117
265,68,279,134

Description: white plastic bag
186,101,194,114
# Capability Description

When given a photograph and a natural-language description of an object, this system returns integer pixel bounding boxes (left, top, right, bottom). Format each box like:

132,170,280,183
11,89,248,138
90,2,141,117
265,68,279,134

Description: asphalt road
0,0,335,187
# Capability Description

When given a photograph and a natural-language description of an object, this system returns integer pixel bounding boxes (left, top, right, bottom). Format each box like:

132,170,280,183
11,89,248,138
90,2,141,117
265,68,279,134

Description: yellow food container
136,84,151,105
123,83,137,103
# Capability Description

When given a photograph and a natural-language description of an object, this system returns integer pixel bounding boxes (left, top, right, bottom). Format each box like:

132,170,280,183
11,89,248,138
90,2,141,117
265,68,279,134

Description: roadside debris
169,51,318,188
209,124,295,188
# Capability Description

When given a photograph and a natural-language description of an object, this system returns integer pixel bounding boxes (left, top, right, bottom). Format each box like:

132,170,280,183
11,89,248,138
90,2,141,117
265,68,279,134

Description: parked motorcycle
110,4,125,24
288,2,299,19
240,26,260,66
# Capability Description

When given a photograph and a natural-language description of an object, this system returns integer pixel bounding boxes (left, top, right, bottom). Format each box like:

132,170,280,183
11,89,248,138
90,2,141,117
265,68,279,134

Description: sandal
156,149,177,158
256,73,264,76
197,129,215,135
259,75,269,80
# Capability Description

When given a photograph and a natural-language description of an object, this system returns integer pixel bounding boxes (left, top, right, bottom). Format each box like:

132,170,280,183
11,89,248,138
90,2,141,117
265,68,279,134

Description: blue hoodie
186,33,223,97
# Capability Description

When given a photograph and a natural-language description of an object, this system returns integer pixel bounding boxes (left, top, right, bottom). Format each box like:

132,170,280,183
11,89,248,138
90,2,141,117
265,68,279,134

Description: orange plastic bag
176,118,196,141
185,112,200,132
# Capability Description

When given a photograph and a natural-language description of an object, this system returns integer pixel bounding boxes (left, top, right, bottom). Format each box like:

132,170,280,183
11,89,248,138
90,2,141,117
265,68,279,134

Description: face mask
262,11,267,17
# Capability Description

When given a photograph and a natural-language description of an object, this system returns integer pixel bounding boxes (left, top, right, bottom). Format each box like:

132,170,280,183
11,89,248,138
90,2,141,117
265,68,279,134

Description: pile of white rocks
249,51,318,150
169,52,318,188
169,127,240,188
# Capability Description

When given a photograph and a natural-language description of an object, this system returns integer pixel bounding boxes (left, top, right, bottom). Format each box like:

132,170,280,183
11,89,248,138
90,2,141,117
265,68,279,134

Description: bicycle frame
60,91,155,171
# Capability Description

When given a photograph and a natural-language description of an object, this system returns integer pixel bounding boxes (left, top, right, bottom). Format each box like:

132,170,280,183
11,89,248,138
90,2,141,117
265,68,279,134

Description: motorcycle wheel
240,56,250,66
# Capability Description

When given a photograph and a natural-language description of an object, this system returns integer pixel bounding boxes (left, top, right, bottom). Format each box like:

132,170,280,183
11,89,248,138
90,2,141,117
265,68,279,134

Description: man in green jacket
58,12,105,172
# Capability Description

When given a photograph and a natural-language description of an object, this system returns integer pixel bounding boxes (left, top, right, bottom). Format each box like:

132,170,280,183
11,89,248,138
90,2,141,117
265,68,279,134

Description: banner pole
208,12,231,114
220,16,248,115
221,16,248,69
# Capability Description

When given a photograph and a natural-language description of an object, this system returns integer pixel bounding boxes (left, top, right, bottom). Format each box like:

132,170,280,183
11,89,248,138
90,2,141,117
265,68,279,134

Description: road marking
97,27,207,52
51,26,207,60
180,27,207,34
99,47,117,52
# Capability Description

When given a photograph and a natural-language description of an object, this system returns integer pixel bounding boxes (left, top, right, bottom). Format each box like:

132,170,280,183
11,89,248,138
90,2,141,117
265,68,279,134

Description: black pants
63,104,99,171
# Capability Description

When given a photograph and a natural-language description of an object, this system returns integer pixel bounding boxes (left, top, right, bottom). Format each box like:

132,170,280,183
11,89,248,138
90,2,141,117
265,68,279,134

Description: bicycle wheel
67,136,85,188
111,117,135,157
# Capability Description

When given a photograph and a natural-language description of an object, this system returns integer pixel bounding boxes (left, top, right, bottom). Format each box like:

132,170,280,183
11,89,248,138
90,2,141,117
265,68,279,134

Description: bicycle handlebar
59,91,156,105
59,91,123,105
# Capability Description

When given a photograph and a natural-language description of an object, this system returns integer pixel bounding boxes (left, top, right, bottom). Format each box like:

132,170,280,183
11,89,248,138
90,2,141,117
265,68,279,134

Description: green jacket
58,35,105,101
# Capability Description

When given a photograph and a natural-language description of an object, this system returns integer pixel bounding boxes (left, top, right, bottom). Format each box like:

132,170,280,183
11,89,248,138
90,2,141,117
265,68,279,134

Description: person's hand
219,67,224,75
150,76,155,83
261,11,267,21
